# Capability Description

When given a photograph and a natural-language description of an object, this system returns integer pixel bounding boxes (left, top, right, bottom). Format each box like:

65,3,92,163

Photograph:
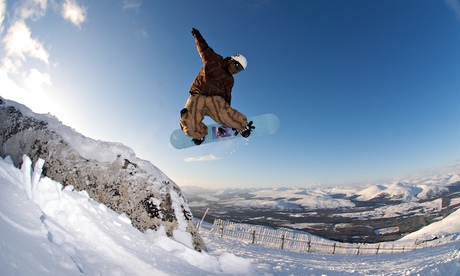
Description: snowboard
170,113,280,149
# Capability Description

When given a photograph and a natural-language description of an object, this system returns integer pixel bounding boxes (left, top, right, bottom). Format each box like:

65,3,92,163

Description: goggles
232,60,244,72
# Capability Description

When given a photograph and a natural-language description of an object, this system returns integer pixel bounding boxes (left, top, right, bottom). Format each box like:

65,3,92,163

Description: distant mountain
183,172,460,243
184,169,460,210
356,173,460,201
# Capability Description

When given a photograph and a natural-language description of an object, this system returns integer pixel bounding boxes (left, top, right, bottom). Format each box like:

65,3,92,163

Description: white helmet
231,54,247,70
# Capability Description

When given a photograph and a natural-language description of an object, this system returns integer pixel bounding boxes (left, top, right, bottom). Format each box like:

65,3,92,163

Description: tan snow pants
180,94,247,139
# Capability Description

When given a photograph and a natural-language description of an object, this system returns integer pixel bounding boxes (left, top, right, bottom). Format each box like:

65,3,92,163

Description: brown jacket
189,30,234,105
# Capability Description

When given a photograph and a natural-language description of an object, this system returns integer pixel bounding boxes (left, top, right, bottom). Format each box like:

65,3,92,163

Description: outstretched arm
191,28,214,62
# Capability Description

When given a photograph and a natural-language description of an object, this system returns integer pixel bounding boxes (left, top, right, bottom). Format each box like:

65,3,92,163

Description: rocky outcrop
0,97,206,251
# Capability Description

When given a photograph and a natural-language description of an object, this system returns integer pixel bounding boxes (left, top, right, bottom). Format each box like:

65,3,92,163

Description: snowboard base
170,113,280,149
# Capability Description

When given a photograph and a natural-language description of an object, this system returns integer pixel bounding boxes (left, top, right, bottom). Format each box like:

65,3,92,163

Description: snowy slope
0,97,205,250
1,156,459,275
0,156,252,275
0,97,164,178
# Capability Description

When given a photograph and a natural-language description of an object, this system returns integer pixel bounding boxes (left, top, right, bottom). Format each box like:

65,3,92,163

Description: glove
191,28,199,36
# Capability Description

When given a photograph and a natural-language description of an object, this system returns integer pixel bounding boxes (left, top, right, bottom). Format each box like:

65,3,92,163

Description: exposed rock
0,97,206,251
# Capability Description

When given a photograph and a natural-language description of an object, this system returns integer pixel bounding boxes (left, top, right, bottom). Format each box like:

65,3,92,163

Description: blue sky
1,0,460,189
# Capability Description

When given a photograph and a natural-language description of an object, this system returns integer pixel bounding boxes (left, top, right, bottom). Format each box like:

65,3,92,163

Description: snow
374,227,400,236
1,155,459,275
333,199,442,220
249,188,355,209
190,171,459,212
400,208,460,242
447,173,460,184
356,178,455,201
0,155,245,275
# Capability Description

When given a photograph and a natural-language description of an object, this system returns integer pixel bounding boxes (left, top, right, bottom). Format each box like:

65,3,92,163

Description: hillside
0,97,205,250
1,156,459,275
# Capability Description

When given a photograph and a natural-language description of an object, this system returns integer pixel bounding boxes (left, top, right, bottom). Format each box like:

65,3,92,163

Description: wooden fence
209,219,456,255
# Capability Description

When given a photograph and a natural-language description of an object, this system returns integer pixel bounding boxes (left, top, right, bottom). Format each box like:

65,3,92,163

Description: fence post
196,208,209,230
211,219,449,256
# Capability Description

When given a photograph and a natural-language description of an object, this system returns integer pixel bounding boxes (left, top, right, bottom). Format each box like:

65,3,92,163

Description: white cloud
0,69,53,115
0,69,24,97
184,155,221,162
15,0,47,21
61,0,87,27
0,57,22,74
0,1,52,115
0,0,6,34
23,68,51,92
122,0,141,11
2,20,49,66
0,0,84,119
445,0,460,18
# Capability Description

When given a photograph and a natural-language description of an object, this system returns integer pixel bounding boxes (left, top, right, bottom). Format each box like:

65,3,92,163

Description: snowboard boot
240,121,255,138
192,137,205,145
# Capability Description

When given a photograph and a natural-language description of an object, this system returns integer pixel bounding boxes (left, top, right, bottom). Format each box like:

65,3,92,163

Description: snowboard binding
234,121,255,138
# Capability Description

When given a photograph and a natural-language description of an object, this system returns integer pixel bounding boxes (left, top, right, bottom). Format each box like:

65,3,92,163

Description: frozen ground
1,156,459,275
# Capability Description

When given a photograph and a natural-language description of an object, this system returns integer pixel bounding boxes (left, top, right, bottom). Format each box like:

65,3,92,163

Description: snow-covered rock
0,97,205,251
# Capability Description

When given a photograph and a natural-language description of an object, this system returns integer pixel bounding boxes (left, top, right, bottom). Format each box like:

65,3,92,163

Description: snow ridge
0,97,205,251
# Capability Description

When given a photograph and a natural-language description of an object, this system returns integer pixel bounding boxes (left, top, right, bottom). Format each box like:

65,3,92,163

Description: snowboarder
179,28,254,145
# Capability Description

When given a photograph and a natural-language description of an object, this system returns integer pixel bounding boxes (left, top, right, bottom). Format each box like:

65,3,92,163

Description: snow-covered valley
183,175,460,243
